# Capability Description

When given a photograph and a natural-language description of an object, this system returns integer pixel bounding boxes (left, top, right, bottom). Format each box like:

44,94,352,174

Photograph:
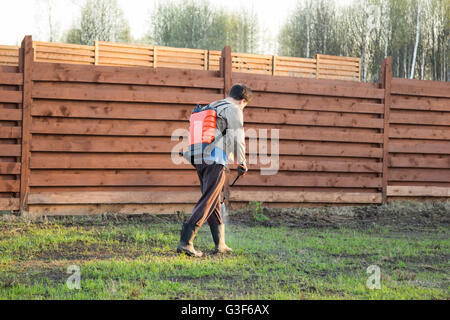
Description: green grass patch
0,202,448,300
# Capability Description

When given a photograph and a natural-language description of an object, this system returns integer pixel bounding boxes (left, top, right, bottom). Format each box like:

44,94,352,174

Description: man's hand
237,163,248,176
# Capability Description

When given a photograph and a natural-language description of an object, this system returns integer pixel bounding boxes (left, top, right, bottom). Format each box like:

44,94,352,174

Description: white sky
0,0,355,53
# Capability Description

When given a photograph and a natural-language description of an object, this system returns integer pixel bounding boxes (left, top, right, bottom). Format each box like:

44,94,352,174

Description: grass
0,201,448,300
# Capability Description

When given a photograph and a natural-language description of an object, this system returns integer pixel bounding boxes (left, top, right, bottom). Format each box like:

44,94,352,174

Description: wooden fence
0,36,448,217
1,40,361,81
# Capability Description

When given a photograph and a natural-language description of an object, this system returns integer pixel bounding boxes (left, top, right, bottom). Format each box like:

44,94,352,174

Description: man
177,84,252,257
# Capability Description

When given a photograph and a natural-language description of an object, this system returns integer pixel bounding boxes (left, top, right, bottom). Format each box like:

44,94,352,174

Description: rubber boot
210,223,233,254
177,223,203,257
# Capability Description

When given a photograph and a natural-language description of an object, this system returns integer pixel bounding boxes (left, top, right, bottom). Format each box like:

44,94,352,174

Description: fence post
220,46,232,206
19,36,33,214
380,57,392,204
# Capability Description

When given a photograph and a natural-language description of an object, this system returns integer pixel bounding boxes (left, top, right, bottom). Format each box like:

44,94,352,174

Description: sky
0,0,355,53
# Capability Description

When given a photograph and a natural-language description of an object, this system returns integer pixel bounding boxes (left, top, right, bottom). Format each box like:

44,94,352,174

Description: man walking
177,84,252,257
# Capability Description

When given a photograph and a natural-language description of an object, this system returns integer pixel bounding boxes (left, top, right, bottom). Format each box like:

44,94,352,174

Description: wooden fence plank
387,186,450,197
0,198,20,210
0,108,22,121
30,152,382,172
27,203,195,216
32,62,223,89
31,99,384,119
0,73,23,85
388,141,450,154
0,145,21,156
0,162,21,174
388,155,450,168
389,113,450,126
32,86,223,104
30,135,383,158
389,168,450,182
30,117,383,141
28,191,201,204
0,127,21,138
244,110,384,128
29,172,381,188
391,78,450,98
0,91,22,103
389,127,450,140
229,190,381,203
391,97,450,112
0,180,20,192
232,77,383,99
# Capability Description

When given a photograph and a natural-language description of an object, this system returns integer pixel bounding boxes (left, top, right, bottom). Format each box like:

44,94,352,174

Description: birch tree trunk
306,0,310,58
410,0,422,78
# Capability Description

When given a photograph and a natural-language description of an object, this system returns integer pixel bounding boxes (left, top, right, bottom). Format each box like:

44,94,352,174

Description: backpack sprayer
181,101,246,218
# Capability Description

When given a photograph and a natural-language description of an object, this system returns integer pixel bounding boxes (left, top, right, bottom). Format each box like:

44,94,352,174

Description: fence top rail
1,39,362,81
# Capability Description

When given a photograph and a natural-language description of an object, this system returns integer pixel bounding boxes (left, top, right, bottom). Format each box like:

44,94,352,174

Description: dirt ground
228,200,450,231
20,199,447,232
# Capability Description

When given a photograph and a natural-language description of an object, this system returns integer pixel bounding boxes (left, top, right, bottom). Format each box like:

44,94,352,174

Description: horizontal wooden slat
0,162,21,174
388,155,450,169
0,198,19,210
387,186,450,197
32,86,222,104
245,110,384,128
35,52,94,63
0,127,21,138
0,108,22,121
28,191,201,204
233,77,383,99
388,141,450,154
32,62,223,88
0,73,22,85
390,112,450,126
31,135,383,158
33,41,94,50
30,152,382,172
30,116,384,138
391,97,450,112
0,145,21,156
229,190,381,203
28,203,195,216
389,127,450,140
391,78,450,98
29,172,381,188
0,180,19,192
389,168,450,182
0,90,22,103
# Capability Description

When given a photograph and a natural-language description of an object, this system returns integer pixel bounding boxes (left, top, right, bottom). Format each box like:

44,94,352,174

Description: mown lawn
0,201,448,300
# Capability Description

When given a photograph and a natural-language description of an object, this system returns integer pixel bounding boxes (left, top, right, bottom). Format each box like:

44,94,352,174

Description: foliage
149,0,259,52
278,0,449,82
250,201,270,223
63,0,131,45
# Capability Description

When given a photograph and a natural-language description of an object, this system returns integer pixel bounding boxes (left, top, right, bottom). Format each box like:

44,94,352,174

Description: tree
72,0,131,45
149,0,259,52
33,0,61,42
410,0,422,78
277,0,449,82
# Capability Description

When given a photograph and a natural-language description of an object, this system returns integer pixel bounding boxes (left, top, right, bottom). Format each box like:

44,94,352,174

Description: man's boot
210,223,233,254
177,223,203,257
